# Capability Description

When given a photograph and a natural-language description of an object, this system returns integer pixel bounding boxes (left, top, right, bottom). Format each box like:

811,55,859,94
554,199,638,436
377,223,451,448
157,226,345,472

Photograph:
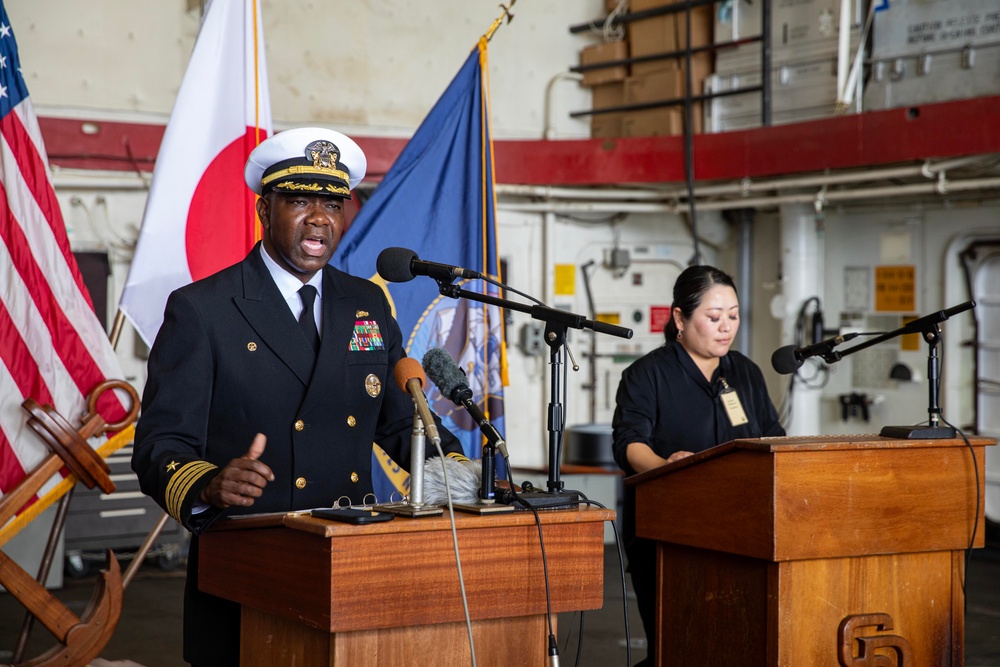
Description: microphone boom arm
824,301,975,438
821,301,975,363
437,282,634,340
435,279,632,498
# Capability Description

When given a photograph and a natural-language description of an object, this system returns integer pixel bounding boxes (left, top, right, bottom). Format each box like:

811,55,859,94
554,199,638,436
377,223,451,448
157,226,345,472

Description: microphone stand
818,301,975,439
435,279,633,508
380,408,444,517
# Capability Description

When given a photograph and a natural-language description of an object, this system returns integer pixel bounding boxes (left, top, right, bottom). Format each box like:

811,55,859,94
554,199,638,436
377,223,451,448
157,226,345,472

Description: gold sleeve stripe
446,452,471,463
166,461,218,521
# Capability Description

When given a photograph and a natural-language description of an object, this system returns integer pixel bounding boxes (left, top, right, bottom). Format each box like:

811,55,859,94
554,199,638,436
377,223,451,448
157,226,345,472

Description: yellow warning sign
874,265,915,312
554,264,576,296
901,316,920,351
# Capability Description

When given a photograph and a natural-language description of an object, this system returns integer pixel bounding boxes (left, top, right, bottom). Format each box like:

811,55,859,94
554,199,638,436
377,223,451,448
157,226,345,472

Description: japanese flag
120,0,271,347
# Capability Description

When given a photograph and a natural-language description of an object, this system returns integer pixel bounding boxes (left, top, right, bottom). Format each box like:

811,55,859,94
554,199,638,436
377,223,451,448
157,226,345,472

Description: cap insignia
306,140,341,172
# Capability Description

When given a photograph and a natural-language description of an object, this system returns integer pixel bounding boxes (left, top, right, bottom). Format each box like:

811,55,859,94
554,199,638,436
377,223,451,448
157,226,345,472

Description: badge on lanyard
719,377,748,427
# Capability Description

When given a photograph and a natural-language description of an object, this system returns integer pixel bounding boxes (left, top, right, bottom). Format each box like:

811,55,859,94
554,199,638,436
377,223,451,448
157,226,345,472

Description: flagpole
109,309,126,349
106,308,173,590
483,0,517,41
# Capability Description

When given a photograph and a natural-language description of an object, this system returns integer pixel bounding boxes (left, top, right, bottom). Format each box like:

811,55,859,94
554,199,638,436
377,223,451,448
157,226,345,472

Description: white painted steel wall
10,0,601,139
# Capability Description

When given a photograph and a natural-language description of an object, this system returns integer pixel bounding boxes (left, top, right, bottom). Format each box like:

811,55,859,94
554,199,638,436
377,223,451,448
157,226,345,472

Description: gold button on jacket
294,419,304,432
347,415,356,427
350,472,359,483
295,477,307,489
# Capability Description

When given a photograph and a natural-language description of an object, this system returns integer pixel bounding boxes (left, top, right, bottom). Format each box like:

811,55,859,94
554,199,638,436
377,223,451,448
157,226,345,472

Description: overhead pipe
496,155,989,202
498,176,1000,214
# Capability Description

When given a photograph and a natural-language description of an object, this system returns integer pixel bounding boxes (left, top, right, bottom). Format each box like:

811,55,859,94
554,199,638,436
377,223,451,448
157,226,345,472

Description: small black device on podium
311,508,394,524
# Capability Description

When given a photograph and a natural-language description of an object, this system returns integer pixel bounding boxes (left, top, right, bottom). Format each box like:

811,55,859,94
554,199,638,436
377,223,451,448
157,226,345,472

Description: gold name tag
719,379,748,427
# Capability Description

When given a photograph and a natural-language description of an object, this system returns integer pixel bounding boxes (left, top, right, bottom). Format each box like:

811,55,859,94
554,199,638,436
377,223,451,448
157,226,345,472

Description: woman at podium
611,264,785,665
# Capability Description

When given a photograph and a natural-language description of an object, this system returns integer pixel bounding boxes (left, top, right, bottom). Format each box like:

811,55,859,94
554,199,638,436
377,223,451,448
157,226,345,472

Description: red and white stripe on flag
119,0,272,347
0,0,128,541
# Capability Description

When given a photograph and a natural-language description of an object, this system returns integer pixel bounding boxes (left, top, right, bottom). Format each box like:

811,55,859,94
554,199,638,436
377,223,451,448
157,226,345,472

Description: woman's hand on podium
664,450,694,465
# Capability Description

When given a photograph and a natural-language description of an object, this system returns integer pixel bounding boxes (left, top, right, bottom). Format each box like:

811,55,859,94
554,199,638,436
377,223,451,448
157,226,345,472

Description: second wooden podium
627,434,994,667
199,506,613,666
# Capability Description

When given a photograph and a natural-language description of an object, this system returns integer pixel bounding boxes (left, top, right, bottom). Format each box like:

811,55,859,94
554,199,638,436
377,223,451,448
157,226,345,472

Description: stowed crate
704,56,860,132
620,0,715,136
709,0,865,131
865,0,1000,110
579,40,629,87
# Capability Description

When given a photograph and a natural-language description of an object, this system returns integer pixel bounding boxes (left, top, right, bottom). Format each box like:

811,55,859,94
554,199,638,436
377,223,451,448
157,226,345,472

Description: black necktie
298,285,320,353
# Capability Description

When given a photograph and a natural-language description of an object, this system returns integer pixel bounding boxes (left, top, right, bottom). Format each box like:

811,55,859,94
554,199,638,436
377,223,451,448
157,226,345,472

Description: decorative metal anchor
0,379,140,667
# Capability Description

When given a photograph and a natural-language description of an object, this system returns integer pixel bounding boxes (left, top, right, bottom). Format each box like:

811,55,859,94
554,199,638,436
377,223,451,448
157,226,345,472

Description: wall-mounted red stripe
39,95,1000,185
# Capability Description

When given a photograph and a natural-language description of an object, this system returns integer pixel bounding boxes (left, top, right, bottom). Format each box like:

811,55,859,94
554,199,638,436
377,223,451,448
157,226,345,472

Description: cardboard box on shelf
580,40,628,86
629,1,714,78
625,67,684,104
675,3,713,50
621,107,684,137
633,50,713,83
591,111,624,138
622,67,703,135
591,81,626,110
589,81,626,139
630,52,713,95
628,7,677,60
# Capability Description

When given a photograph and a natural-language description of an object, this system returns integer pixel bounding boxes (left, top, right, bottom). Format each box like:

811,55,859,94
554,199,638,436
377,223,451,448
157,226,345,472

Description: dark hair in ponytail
664,265,738,342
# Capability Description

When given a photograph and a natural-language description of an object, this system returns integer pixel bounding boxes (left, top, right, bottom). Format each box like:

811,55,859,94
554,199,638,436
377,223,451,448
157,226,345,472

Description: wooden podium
199,506,613,666
626,434,995,667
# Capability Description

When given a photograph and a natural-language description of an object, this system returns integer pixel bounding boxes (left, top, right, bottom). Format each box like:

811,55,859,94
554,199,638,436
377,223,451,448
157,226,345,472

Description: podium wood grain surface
199,506,613,666
626,434,995,667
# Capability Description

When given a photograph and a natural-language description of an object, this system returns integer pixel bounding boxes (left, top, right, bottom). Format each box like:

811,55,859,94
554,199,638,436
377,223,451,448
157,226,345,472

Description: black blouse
612,341,785,476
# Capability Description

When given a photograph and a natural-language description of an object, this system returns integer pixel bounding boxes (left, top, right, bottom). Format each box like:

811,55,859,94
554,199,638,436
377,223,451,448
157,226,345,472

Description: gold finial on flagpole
484,0,516,42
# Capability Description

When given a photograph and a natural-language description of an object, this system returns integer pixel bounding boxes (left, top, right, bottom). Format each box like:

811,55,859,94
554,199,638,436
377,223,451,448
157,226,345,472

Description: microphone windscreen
376,247,418,283
771,345,802,375
421,456,482,505
421,348,467,400
393,357,426,393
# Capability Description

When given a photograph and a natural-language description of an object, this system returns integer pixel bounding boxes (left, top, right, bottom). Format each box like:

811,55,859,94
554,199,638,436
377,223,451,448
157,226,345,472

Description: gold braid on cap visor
273,182,351,196
261,164,351,188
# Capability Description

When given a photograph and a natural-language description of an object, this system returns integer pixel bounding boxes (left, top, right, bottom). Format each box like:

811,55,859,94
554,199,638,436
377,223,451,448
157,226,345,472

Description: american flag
0,0,128,544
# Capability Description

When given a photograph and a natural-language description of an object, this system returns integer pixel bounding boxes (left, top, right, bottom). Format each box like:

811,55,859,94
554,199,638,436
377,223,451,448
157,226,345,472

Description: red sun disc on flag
185,136,260,281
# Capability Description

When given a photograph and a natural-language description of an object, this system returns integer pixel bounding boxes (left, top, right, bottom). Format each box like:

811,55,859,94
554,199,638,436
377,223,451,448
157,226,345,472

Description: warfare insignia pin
356,310,369,318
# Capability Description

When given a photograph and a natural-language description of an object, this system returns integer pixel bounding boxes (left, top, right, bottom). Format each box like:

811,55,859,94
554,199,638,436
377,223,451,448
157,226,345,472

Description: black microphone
376,247,482,283
771,332,860,375
422,348,508,461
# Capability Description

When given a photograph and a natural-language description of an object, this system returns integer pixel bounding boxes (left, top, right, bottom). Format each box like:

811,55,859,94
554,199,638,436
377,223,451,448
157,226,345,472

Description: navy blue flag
334,40,506,500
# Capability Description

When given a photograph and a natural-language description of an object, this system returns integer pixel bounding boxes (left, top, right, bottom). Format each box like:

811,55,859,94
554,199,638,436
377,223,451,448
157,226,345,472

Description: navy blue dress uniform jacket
131,243,460,666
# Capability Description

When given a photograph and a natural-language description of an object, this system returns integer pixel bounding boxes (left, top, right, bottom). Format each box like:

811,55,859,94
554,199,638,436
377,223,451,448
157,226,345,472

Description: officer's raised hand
201,433,274,508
